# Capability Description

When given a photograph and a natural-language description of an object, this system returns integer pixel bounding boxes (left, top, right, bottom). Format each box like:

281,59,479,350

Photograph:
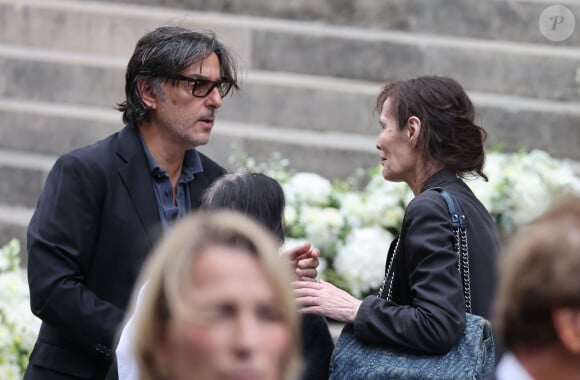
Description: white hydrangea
0,239,41,378
283,172,333,206
365,175,410,199
364,189,406,230
283,204,299,227
334,227,392,297
0,240,18,273
467,152,509,214
0,361,22,380
510,172,552,226
0,254,10,273
0,323,12,351
545,164,580,193
502,152,554,226
299,206,345,255
0,272,28,305
527,150,580,195
571,177,580,194
337,179,408,232
4,301,40,352
336,192,367,228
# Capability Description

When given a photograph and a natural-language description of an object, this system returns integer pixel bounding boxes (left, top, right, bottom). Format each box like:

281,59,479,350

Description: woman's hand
280,242,320,281
293,280,362,323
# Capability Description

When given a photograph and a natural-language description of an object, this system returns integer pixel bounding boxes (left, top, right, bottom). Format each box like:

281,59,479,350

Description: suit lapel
115,126,161,246
188,172,213,210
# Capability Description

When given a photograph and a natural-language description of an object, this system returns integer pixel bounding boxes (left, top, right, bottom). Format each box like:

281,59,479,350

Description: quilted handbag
329,188,495,380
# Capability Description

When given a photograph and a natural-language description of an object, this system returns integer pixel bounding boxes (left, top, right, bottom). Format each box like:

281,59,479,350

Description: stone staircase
0,0,579,256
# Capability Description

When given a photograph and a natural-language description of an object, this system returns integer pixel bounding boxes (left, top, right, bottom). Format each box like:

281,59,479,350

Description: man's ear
552,308,580,354
137,79,157,109
406,116,422,146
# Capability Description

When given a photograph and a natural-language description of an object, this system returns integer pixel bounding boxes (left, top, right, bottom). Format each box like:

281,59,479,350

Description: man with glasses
24,26,319,380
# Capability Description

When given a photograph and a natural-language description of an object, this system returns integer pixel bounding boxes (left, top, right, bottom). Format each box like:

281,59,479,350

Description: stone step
1,1,579,101
1,44,579,160
0,99,121,155
0,204,31,265
2,94,579,185
201,121,379,180
0,96,379,177
3,0,579,46
249,29,580,102
3,90,580,164
0,149,52,209
0,0,252,64
0,97,377,153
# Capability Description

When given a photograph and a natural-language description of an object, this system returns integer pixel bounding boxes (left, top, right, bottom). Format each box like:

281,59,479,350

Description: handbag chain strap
459,225,472,313
377,237,400,300
377,188,472,314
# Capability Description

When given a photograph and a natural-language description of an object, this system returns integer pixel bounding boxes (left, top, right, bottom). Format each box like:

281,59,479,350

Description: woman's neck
408,162,444,195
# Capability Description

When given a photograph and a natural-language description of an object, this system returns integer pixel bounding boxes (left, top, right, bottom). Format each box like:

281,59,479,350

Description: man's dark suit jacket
354,169,500,355
24,126,226,379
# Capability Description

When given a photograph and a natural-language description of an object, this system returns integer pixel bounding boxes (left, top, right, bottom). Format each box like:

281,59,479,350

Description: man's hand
281,242,320,281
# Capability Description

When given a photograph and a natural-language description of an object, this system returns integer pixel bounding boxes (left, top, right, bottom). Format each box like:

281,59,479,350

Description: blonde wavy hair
129,210,302,380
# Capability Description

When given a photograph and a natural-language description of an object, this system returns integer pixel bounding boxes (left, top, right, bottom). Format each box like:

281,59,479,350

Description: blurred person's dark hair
200,172,286,243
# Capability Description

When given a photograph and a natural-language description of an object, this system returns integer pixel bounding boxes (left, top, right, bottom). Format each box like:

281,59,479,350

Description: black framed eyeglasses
162,74,233,98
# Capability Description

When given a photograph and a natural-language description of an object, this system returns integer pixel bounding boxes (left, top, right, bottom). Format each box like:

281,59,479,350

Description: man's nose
205,86,223,108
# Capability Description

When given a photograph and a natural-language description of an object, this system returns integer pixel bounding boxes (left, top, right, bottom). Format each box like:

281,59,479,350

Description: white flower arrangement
334,227,393,297
1,149,578,377
283,172,333,207
466,150,580,232
231,148,580,297
0,239,41,379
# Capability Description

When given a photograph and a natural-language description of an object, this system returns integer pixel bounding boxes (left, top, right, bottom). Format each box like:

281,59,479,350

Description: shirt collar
137,129,204,181
137,130,160,176
181,149,203,181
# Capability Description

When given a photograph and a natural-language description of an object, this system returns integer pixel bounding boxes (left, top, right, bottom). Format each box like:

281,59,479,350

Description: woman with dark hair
117,173,333,380
200,173,334,380
295,76,500,357
200,172,286,242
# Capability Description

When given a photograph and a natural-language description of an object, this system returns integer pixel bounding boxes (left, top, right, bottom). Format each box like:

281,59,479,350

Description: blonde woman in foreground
131,211,302,380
